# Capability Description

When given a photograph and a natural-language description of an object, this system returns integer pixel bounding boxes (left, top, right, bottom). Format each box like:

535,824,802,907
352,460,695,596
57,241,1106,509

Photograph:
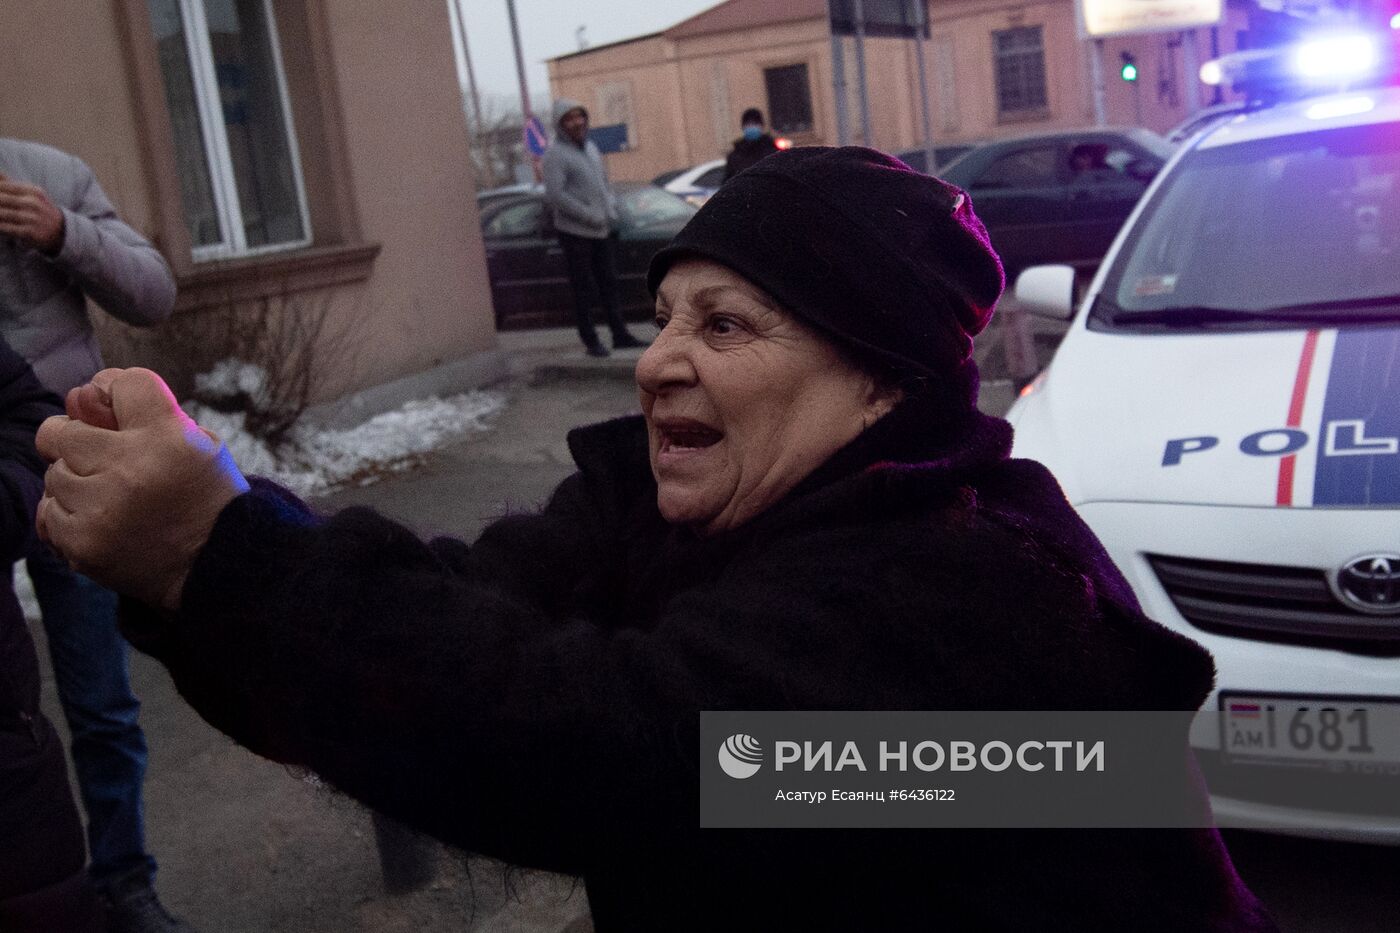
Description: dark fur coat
0,338,95,916
125,393,1277,931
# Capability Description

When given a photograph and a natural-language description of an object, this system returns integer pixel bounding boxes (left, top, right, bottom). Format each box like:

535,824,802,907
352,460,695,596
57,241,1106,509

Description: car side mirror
1126,158,1161,183
1014,265,1077,320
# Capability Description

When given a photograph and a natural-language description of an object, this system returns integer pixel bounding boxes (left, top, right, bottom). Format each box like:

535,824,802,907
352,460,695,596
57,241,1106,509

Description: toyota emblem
1332,554,1400,615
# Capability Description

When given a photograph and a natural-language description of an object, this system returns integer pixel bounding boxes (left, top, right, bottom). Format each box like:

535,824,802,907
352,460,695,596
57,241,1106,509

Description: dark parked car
476,182,543,212
892,144,977,174
937,128,1171,275
479,183,697,328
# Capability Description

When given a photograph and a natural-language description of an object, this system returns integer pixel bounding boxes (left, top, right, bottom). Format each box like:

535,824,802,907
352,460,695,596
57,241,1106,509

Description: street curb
527,359,640,383
302,348,511,429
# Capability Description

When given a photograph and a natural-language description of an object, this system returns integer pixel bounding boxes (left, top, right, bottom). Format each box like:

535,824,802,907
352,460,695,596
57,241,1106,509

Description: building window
148,0,310,260
993,26,1048,118
763,64,814,135
595,81,636,152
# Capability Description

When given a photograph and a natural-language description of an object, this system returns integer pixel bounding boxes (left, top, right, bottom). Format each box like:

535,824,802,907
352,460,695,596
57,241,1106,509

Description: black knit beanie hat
647,146,1004,402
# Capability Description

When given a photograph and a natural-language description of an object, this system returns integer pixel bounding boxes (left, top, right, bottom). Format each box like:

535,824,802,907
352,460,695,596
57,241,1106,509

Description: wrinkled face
560,108,588,144
636,259,901,535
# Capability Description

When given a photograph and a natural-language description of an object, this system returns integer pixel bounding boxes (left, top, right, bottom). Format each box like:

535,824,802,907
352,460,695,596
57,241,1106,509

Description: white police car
1008,35,1400,843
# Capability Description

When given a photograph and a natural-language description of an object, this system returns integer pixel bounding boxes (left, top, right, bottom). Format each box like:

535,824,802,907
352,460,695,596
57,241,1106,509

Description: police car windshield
1097,122,1400,328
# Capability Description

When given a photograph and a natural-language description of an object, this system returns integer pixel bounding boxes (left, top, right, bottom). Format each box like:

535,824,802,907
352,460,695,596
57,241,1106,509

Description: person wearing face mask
722,108,779,184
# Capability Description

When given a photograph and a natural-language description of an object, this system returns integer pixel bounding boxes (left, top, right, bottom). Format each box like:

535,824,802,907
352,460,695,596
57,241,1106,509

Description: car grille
1147,555,1400,655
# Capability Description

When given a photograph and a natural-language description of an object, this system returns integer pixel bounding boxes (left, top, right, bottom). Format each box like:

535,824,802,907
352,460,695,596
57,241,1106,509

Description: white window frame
175,0,311,261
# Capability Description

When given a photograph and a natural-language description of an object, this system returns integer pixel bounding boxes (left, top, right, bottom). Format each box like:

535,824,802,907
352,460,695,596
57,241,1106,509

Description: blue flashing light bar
1292,35,1377,79
1199,31,1398,100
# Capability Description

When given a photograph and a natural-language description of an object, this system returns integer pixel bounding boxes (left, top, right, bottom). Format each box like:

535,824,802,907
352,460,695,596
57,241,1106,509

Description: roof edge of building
547,30,665,63
664,0,825,40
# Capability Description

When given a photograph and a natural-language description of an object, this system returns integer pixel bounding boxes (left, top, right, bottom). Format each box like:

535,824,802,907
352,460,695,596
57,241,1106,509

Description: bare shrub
112,288,369,449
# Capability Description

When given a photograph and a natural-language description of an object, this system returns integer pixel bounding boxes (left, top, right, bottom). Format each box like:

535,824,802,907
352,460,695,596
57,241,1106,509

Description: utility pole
453,0,484,133
505,0,533,122
504,0,540,181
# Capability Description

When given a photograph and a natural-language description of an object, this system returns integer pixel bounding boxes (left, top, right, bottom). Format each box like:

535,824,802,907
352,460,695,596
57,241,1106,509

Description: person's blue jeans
26,545,154,891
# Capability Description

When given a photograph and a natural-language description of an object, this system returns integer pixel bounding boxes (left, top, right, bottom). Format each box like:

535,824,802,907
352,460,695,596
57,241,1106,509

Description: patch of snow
194,359,269,401
11,388,504,621
183,390,506,499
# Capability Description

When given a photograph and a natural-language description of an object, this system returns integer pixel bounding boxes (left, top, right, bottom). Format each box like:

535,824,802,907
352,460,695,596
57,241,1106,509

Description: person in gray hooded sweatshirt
541,99,646,356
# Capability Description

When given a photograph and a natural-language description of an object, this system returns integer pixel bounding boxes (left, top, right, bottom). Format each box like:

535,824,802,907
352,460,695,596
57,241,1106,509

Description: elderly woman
35,149,1275,931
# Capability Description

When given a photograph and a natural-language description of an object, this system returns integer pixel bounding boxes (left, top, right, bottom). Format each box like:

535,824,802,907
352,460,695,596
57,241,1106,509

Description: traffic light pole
1090,38,1107,126
1182,29,1201,116
852,0,874,145
830,31,851,146
912,2,935,174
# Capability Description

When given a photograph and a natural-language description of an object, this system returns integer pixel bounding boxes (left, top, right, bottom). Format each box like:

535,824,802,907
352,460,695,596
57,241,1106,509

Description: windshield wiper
1098,294,1400,327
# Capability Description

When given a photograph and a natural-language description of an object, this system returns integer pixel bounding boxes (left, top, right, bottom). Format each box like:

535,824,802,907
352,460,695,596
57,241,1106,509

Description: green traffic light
1121,62,1138,82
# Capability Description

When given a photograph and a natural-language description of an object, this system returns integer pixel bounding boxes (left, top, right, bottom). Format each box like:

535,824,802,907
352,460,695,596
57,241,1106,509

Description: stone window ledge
996,108,1053,126
174,242,381,312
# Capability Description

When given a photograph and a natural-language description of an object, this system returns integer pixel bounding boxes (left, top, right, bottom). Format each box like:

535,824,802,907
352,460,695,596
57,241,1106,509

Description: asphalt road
32,327,1400,931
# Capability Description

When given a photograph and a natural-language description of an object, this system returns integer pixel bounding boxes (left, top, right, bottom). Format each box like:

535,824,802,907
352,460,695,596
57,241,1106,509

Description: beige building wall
315,0,494,395
909,0,1250,144
927,0,1087,141
0,0,498,406
672,19,833,156
546,13,957,180
548,0,1249,182
549,35,694,183
0,2,158,241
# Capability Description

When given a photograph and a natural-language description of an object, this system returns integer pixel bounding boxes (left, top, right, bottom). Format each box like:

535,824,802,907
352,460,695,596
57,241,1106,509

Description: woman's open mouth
661,427,722,453
654,418,724,463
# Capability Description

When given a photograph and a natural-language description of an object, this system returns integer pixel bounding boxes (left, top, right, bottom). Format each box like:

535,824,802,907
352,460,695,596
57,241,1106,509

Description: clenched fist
0,171,65,254
36,368,250,610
